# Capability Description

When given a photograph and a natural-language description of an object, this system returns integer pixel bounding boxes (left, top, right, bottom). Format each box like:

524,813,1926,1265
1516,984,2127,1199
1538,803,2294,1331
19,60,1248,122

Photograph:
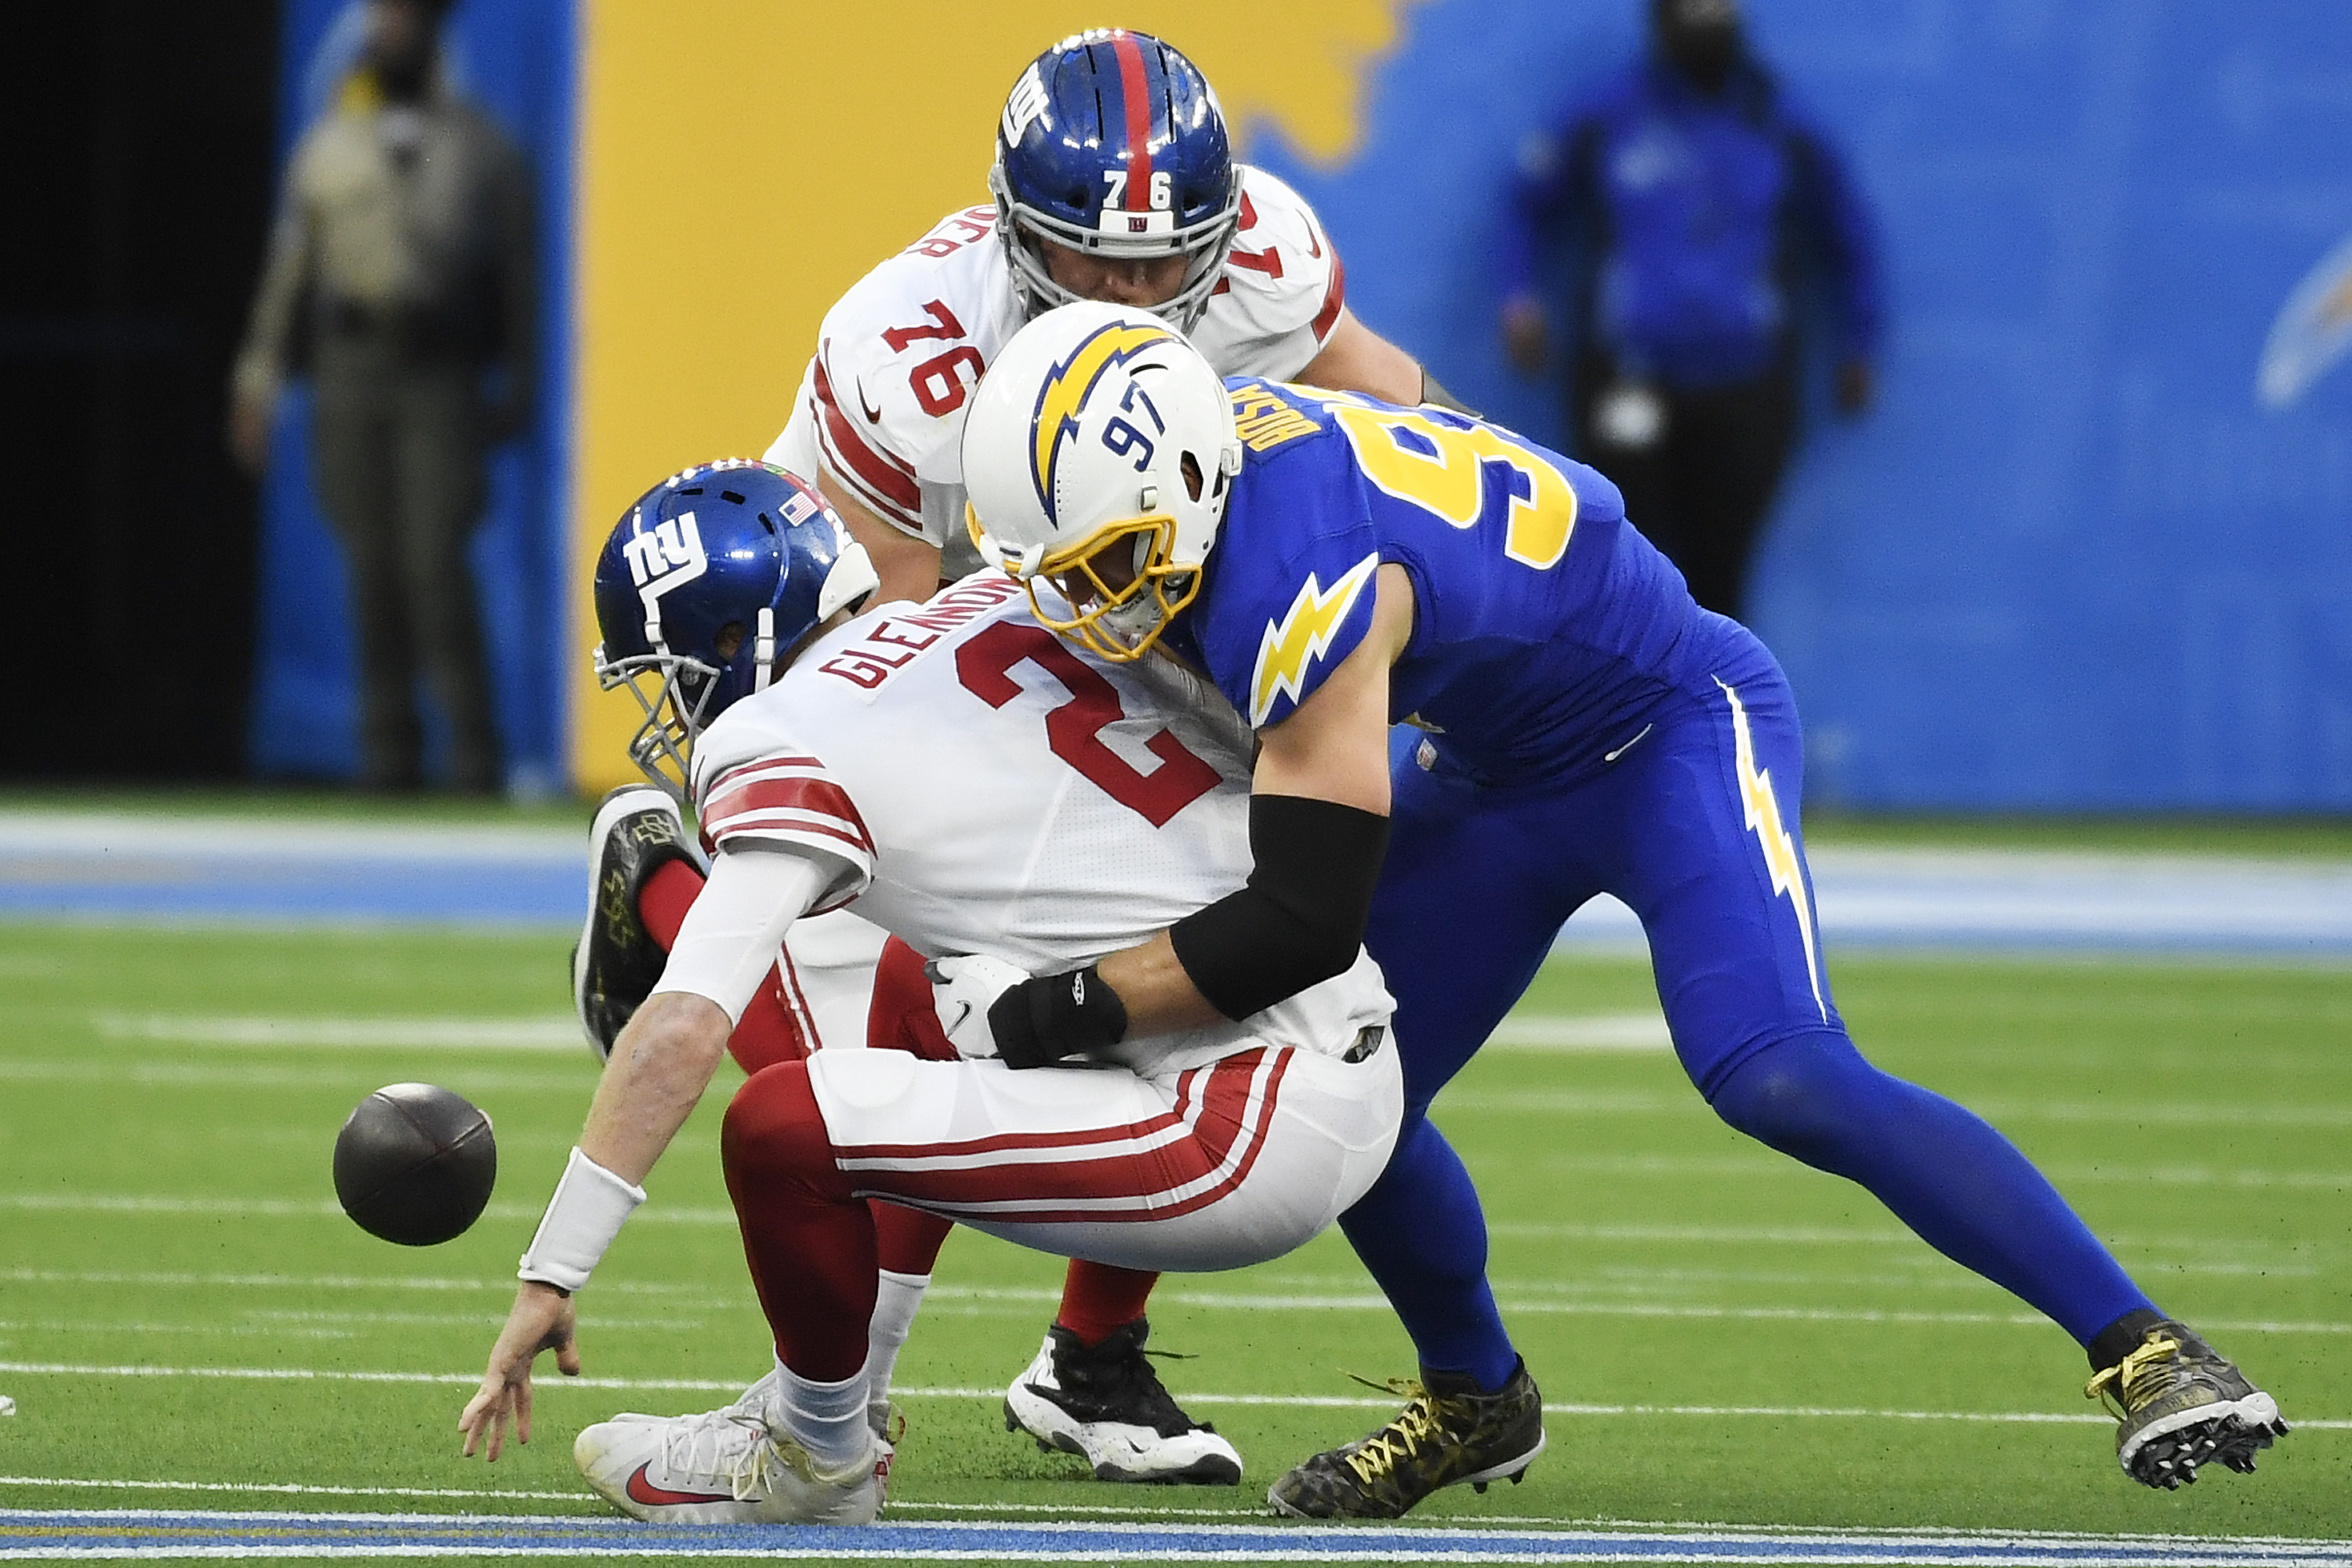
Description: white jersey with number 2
686,572,1392,1083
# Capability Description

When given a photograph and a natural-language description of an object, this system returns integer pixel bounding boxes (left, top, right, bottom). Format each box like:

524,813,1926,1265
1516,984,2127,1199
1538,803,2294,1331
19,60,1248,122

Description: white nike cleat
575,1404,889,1525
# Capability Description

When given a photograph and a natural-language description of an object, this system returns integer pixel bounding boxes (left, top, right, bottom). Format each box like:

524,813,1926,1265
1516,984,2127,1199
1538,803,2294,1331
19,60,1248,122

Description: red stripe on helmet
1112,31,1154,210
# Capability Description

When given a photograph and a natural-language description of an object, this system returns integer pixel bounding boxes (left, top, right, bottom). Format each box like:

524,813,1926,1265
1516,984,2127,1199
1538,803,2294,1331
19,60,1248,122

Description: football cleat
572,785,704,1060
1267,1360,1545,1520
2085,1320,2287,1489
575,1405,889,1526
1002,1319,1242,1484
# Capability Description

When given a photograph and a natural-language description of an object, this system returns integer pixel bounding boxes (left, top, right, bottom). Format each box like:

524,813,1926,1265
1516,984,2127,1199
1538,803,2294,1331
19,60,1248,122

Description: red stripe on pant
870,936,1160,1341
840,1049,1287,1221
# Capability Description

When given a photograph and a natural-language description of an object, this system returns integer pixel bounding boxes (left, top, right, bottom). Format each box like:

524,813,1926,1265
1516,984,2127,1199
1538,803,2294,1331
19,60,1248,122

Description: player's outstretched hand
927,954,1028,1060
459,1281,580,1461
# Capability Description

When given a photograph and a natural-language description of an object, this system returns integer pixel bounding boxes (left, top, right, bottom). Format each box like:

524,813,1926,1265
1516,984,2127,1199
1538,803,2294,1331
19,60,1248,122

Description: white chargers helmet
962,301,1243,662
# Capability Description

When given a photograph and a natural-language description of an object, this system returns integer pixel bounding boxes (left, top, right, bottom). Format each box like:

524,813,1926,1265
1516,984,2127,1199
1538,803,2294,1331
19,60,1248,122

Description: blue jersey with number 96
1164,378,1744,786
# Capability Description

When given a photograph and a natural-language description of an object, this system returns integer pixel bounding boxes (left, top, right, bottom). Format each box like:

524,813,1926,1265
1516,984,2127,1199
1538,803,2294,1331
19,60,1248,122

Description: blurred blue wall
247,0,572,797
1255,0,2352,809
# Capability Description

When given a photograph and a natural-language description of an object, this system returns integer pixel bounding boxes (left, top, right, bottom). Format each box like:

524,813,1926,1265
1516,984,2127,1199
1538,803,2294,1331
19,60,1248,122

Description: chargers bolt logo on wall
2258,228,2352,408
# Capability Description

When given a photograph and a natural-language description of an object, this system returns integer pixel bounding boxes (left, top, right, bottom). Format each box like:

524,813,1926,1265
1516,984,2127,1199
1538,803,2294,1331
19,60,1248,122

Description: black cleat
1001,1319,1242,1484
1267,1360,1544,1520
572,785,703,1060
2085,1319,2287,1490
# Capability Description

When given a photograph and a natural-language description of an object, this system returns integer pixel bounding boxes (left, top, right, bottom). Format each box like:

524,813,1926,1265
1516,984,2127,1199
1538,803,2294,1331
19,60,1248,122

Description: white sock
772,1359,870,1474
862,1269,929,1410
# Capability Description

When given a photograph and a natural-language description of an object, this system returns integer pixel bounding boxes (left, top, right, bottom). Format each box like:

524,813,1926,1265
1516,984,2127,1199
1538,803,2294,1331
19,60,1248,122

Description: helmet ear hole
1181,452,1203,503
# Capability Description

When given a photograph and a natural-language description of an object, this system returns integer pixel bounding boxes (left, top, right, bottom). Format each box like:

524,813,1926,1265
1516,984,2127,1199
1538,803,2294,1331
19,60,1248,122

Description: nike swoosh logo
856,377,883,424
625,1461,732,1508
1603,723,1654,764
1306,225,1324,260
943,1001,971,1035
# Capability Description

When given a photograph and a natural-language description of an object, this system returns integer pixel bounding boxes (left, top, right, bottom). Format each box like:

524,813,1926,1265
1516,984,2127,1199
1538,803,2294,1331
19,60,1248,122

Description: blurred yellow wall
570,1,1415,793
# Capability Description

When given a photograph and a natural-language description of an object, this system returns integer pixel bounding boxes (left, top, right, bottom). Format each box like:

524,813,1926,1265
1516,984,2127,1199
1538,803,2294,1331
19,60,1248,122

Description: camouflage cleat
572,785,704,1060
1003,1319,1242,1484
1267,1360,1544,1520
2085,1320,2286,1490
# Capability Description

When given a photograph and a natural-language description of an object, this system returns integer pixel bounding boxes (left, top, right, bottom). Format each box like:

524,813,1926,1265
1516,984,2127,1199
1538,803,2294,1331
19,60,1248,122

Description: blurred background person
1497,0,1882,622
229,0,533,794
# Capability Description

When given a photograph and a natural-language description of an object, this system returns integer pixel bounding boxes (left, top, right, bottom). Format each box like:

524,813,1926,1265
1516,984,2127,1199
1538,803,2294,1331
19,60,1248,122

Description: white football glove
925,954,1029,1061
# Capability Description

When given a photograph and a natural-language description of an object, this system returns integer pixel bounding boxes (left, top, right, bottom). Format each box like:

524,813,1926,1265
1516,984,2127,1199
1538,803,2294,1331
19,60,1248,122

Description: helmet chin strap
753,608,777,692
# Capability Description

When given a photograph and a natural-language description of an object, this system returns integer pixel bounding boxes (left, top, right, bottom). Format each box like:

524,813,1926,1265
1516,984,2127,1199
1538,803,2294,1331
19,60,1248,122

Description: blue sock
1708,1033,2158,1346
1338,1117,1521,1392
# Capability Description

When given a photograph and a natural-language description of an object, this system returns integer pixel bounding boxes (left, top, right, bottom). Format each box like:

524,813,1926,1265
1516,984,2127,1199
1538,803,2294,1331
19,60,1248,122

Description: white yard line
0,1060,585,1093
5,1270,2343,1334
90,1015,583,1052
1,1362,2345,1425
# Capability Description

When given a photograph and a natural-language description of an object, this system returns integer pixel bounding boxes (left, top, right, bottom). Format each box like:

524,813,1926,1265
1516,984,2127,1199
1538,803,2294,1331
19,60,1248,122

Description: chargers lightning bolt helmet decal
592,461,878,799
1029,318,1179,524
964,302,1242,663
991,28,1243,332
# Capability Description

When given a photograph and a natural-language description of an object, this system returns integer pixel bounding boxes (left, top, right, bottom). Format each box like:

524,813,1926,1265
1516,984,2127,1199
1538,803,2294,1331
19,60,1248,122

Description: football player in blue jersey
949,302,2288,1518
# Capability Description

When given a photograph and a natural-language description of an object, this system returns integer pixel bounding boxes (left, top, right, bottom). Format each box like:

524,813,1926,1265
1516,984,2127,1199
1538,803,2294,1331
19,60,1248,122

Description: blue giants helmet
591,461,877,797
990,29,1243,332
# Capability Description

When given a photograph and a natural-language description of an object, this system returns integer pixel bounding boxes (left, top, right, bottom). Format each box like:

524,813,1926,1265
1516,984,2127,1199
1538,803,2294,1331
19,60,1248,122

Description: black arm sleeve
1167,793,1391,1022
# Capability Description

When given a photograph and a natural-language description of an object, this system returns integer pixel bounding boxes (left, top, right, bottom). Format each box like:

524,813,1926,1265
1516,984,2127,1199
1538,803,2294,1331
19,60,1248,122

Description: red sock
636,857,705,949
1057,1259,1160,1346
720,1062,873,1381
873,1200,953,1276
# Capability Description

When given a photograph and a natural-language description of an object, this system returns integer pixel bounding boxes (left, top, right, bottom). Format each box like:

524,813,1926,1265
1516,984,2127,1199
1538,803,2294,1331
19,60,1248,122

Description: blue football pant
1343,649,2156,1390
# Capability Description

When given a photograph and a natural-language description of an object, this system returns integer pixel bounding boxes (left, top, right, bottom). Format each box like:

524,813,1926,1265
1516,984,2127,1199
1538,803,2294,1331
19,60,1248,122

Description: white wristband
517,1147,646,1292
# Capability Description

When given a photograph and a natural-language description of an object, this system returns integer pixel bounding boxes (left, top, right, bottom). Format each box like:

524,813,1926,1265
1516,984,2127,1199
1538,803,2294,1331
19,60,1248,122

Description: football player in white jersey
768,27,1452,609
463,461,1403,1526
570,26,1469,1485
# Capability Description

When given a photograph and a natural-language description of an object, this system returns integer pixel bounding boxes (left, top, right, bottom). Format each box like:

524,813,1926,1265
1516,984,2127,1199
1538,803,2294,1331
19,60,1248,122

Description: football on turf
332,1083,497,1247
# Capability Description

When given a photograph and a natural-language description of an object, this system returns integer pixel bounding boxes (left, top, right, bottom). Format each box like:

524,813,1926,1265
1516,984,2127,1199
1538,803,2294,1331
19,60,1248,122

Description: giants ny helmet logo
622,510,709,632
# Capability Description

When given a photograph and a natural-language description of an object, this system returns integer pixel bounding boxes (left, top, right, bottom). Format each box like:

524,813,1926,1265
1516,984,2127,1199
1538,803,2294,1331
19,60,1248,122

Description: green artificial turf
0,921,2344,1563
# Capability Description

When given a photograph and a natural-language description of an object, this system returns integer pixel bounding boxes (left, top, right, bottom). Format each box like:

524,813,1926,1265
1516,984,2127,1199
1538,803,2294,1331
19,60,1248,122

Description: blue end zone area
4,815,2350,956
3,1510,2347,1564
0,817,580,928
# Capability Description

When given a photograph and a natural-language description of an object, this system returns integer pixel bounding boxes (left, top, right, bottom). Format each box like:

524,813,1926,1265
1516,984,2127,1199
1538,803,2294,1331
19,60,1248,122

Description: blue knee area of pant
1703,1030,1896,1172
1704,1031,2155,1345
1338,1116,1521,1392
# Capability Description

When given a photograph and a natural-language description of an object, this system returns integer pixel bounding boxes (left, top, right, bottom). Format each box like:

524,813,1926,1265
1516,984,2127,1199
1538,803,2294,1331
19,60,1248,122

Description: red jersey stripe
704,774,875,857
1311,245,1347,343
812,358,921,521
